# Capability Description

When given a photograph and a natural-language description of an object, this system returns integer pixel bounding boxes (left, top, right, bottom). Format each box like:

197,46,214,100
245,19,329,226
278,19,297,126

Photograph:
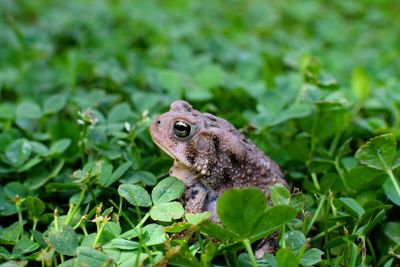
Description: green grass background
0,0,400,266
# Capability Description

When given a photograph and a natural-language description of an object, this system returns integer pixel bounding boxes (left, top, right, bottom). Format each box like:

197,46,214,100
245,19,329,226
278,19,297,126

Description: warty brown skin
150,100,287,222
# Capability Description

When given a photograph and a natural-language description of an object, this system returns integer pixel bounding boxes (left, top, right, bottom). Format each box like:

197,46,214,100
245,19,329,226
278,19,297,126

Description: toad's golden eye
173,120,191,138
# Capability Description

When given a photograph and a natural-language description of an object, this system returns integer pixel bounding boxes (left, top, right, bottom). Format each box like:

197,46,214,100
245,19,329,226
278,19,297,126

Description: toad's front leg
184,183,208,215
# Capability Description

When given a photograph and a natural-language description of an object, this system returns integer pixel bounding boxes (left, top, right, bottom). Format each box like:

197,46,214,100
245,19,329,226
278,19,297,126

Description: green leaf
46,225,79,256
339,197,365,219
238,252,277,267
4,139,31,167
383,259,394,267
0,246,10,259
4,182,29,199
383,222,400,244
49,139,71,156
352,67,370,101
118,251,148,267
120,170,157,186
383,177,400,206
98,160,113,185
106,161,132,186
164,222,192,233
194,64,225,88
198,221,237,241
143,224,167,245
150,202,184,222
12,236,39,255
24,196,45,220
110,238,139,250
346,167,384,190
355,134,397,170
300,248,324,266
157,69,183,92
251,205,297,240
0,103,15,120
71,170,89,182
16,101,42,119
186,212,211,225
217,188,267,237
118,184,152,207
0,222,20,243
269,183,291,206
43,94,68,114
151,177,185,204
284,231,306,254
166,244,202,267
108,103,134,122
18,156,43,172
276,248,298,267
58,259,79,267
30,141,49,157
76,246,113,266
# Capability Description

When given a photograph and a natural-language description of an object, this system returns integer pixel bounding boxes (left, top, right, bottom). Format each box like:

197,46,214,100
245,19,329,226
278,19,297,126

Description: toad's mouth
151,137,192,168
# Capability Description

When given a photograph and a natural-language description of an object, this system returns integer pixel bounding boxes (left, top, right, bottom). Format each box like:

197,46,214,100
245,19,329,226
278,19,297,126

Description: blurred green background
1,0,400,266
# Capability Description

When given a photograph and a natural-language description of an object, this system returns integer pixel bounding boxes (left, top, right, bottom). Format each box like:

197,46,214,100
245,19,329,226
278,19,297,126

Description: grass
0,0,400,266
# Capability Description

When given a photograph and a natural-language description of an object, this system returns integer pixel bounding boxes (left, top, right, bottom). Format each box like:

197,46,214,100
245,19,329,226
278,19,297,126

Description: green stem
360,236,366,266
349,243,357,267
311,172,320,191
54,209,59,231
65,188,86,225
30,218,39,241
73,215,86,231
243,239,257,267
109,199,135,228
280,225,286,248
334,159,351,192
366,237,377,266
310,223,344,241
93,220,107,249
377,243,400,266
15,197,24,240
296,238,309,262
135,212,150,229
307,109,319,166
306,196,326,235
386,169,400,199
196,231,207,267
329,131,341,156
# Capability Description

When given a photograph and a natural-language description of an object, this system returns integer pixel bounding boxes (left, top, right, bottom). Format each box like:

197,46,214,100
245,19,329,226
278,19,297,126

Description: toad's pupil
173,121,191,138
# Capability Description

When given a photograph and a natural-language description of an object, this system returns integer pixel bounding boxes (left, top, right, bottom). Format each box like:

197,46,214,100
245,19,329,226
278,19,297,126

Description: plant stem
65,188,86,225
296,238,309,262
306,196,326,235
243,239,257,267
54,208,59,231
329,131,341,156
377,243,400,266
310,223,344,241
366,237,377,266
93,220,107,249
109,199,135,228
30,218,38,240
334,159,351,192
196,231,207,267
311,172,320,191
135,212,150,229
15,196,24,240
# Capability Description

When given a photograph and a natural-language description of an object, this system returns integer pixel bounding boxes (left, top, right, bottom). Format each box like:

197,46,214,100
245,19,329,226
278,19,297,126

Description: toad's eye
173,121,191,138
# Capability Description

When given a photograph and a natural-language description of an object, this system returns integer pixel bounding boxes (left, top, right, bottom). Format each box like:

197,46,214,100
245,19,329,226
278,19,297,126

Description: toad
150,100,287,222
